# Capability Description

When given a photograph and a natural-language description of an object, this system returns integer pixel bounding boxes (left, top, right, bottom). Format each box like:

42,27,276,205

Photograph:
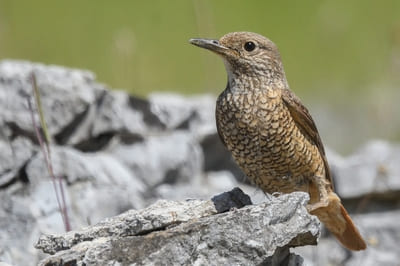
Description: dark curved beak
189,38,229,54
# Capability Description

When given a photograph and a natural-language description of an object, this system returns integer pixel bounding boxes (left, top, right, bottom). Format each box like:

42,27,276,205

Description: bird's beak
189,38,229,55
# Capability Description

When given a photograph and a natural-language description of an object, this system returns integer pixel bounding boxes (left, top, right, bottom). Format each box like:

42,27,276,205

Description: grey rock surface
0,60,102,141
27,146,147,229
0,60,399,265
296,209,400,266
88,90,165,144
148,93,216,134
332,140,400,199
37,190,319,266
36,197,219,255
0,191,37,266
0,136,36,187
107,131,203,188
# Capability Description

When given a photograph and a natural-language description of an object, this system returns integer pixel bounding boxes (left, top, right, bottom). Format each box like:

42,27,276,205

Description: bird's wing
281,88,334,189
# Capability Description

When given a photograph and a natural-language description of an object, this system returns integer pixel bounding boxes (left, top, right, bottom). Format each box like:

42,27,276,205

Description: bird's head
190,32,287,88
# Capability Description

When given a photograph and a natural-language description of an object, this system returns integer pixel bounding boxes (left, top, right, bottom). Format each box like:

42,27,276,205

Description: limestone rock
0,136,35,187
0,60,103,143
296,209,400,266
107,131,203,188
0,60,399,266
148,93,215,134
332,140,400,200
37,190,319,266
26,146,147,228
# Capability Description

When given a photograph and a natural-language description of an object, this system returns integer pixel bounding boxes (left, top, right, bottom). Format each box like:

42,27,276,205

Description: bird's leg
306,176,330,213
264,192,274,201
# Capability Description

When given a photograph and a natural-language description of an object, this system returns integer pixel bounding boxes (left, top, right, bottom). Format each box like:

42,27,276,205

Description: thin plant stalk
29,73,71,231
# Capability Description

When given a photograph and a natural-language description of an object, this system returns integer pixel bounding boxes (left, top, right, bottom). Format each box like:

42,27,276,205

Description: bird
189,32,366,251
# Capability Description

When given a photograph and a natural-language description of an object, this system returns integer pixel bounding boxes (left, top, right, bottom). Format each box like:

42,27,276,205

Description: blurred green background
0,0,399,151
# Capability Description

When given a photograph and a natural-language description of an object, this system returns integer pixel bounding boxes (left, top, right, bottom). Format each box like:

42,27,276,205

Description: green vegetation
1,1,399,98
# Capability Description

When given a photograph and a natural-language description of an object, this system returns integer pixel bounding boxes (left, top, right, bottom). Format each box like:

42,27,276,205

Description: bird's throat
223,61,288,94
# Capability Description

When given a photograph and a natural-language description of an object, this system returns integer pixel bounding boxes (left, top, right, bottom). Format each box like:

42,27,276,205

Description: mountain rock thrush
190,32,366,251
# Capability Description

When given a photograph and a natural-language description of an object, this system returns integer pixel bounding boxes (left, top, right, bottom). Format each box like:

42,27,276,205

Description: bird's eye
244,41,256,52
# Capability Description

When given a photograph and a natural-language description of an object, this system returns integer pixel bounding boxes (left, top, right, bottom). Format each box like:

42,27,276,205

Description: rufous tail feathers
311,192,367,251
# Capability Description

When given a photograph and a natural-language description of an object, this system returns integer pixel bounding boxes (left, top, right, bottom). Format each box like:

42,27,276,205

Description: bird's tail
311,192,367,251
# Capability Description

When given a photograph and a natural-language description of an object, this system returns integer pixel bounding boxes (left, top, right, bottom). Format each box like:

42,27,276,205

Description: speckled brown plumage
190,32,366,251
